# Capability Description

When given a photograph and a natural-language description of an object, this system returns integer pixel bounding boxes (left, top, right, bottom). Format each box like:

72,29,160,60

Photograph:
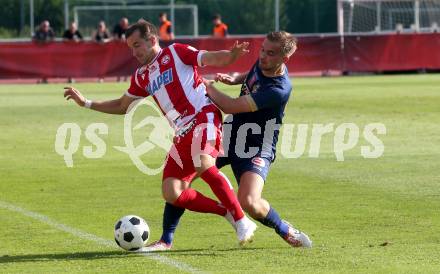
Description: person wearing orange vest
159,12,174,41
212,14,228,38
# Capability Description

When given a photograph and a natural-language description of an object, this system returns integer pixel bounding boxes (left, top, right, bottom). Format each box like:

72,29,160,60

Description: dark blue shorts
216,155,272,184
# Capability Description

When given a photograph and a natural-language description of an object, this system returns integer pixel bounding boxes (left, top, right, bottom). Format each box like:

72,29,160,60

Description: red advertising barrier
343,33,440,72
0,33,439,79
0,41,137,78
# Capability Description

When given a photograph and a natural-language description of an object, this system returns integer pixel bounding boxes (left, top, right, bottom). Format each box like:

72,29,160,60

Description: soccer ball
114,215,150,251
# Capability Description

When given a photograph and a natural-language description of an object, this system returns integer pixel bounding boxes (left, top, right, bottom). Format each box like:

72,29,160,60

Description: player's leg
238,171,287,234
195,154,243,221
162,176,226,216
190,108,256,245
235,158,312,248
142,176,227,252
152,156,236,250
141,146,229,252
161,148,227,216
195,153,257,245
160,202,184,246
191,108,246,222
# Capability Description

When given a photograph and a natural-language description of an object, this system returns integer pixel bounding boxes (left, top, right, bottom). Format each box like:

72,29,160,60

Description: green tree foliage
0,0,65,37
183,0,289,34
285,0,337,33
33,0,65,34
0,0,24,36
0,0,337,38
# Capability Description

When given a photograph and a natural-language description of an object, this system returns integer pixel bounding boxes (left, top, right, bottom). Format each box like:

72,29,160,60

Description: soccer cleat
134,240,172,252
235,216,257,246
224,210,237,231
282,221,312,248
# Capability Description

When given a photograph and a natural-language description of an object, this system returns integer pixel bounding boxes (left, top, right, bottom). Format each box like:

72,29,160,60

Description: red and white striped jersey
125,43,212,132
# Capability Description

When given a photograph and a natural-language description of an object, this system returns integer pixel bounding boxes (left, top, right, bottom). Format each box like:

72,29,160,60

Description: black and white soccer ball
114,215,150,251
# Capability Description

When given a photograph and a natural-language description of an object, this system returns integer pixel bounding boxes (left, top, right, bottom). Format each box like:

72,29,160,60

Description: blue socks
160,204,289,244
257,207,289,237
160,202,185,245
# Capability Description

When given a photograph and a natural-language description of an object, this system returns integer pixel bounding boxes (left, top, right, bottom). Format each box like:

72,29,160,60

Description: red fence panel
0,41,137,78
343,33,440,72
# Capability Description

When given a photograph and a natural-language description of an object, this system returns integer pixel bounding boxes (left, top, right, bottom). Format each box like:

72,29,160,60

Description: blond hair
266,31,297,57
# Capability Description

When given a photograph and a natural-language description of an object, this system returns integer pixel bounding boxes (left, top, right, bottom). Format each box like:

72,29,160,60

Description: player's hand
215,73,236,85
202,78,215,87
64,86,86,107
229,40,249,63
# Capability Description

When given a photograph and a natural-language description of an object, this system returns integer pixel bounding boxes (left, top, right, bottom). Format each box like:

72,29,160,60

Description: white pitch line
0,200,204,274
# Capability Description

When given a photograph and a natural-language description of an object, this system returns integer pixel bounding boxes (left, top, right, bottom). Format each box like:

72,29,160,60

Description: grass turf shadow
0,250,133,263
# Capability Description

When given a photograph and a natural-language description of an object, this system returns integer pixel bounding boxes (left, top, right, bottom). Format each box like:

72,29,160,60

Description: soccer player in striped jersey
63,19,256,248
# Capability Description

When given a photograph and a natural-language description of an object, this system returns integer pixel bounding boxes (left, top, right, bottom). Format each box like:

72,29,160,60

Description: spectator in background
62,22,83,42
34,20,54,84
92,21,111,43
62,21,83,83
33,20,55,43
158,12,174,41
113,17,129,41
113,17,129,82
212,14,228,38
93,21,111,83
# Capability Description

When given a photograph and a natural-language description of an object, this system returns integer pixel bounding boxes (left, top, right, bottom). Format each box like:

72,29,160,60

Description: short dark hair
212,14,221,20
126,19,158,40
159,12,166,17
266,31,297,57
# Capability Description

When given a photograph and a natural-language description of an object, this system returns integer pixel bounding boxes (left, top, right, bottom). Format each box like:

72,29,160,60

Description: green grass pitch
0,74,439,273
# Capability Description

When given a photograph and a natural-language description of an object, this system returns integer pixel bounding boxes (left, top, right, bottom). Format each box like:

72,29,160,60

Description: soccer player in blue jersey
144,31,311,251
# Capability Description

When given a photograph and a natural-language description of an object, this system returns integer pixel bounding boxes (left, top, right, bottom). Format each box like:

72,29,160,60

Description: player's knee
162,190,176,203
238,195,257,213
161,185,182,204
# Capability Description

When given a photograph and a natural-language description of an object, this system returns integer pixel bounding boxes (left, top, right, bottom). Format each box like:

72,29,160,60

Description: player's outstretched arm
203,79,256,114
215,72,247,85
201,41,249,67
63,86,136,115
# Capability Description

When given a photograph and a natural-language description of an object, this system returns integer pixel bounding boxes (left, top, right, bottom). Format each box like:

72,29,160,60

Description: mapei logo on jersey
251,157,266,167
147,68,173,95
161,55,170,65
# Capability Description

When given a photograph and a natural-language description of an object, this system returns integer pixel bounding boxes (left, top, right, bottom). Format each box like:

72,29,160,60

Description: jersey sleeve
172,43,205,67
125,74,148,98
249,85,290,111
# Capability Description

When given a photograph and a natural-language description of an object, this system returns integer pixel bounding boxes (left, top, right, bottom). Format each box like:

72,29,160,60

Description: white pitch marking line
0,200,205,274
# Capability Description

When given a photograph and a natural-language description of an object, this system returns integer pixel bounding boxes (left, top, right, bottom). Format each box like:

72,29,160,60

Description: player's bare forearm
203,50,236,66
206,84,234,112
234,73,247,84
201,41,249,67
64,87,135,115
89,98,128,114
204,82,254,114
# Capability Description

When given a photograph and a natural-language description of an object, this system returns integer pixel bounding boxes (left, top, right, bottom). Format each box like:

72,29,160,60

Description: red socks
173,188,226,216
200,166,244,221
